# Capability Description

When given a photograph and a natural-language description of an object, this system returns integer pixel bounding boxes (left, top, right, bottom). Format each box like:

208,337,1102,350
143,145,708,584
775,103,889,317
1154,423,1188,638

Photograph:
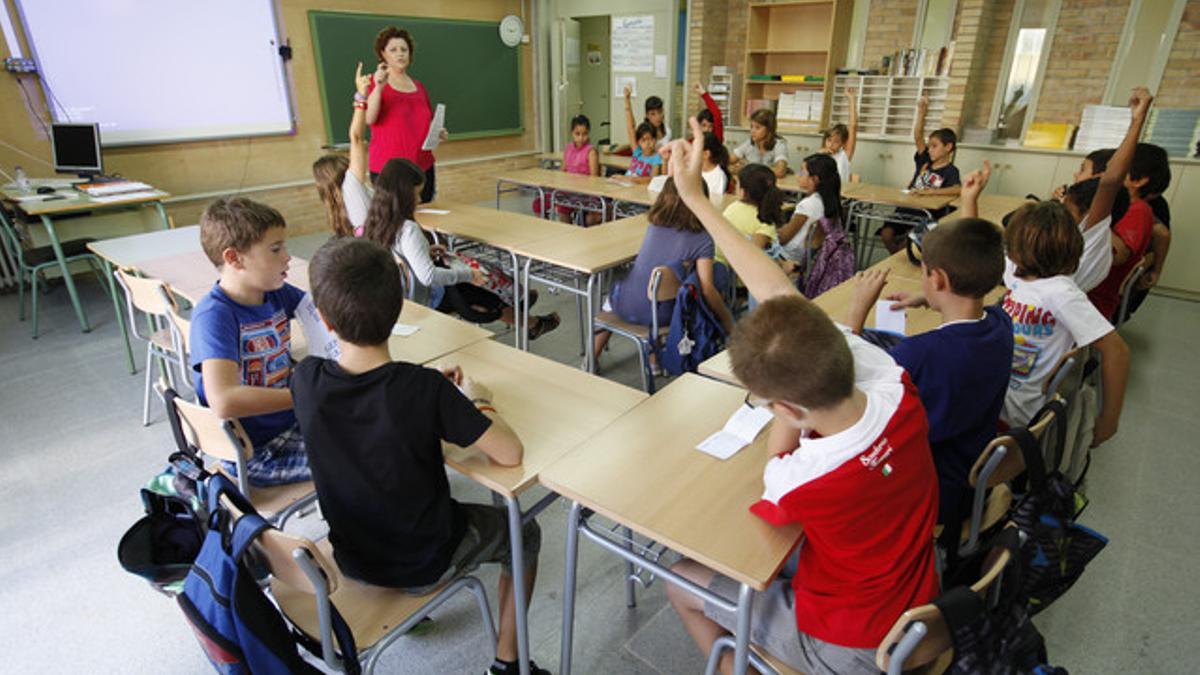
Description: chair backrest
876,527,1015,673
0,207,26,265
115,268,175,315
220,493,339,596
1042,347,1082,397
1114,252,1153,327
162,287,192,354
969,402,1060,488
646,265,682,303
172,396,252,464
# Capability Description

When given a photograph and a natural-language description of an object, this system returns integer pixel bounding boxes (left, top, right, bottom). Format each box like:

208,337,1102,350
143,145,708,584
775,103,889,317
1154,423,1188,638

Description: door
577,17,611,146
552,18,583,151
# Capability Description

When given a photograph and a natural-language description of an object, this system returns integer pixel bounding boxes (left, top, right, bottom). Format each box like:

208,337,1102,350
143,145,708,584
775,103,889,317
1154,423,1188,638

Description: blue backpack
660,267,727,377
177,474,360,674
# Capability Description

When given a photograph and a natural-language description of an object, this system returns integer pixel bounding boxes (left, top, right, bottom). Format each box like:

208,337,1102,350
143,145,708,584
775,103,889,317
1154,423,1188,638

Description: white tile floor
1,211,1198,673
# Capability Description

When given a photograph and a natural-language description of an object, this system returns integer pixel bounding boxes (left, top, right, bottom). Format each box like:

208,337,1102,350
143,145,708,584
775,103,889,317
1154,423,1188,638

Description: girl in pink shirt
553,114,602,224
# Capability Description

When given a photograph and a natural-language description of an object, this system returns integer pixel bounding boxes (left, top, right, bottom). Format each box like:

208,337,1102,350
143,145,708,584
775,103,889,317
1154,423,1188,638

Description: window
989,0,1061,141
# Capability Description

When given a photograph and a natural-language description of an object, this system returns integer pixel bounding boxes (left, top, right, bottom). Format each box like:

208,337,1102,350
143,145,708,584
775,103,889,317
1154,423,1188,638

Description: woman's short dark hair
374,26,415,63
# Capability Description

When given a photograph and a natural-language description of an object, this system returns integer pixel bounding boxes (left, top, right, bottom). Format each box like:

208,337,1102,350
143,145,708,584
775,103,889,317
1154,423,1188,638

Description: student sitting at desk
312,63,374,238
701,132,732,205
730,108,789,180
189,198,310,486
550,114,603,226
719,163,784,266
844,168,1013,526
363,158,561,339
622,85,664,184
818,87,858,183
664,120,939,675
693,82,724,142
291,237,549,675
879,94,961,255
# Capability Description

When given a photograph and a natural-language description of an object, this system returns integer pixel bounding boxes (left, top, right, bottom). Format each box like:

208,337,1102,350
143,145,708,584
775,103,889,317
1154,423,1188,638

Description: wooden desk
537,152,632,172
510,215,650,361
540,374,802,674
433,339,646,675
943,194,1033,225
4,181,171,364
496,168,659,221
841,182,958,211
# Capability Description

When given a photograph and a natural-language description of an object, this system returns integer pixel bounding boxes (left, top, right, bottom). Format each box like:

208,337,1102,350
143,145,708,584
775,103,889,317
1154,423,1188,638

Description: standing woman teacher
365,26,446,203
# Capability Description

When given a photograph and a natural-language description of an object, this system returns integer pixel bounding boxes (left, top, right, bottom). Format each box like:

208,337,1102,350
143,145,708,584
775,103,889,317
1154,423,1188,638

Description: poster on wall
611,15,654,72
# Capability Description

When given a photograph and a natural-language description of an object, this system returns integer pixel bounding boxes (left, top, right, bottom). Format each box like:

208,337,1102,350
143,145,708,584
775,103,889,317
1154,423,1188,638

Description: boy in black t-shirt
291,237,548,675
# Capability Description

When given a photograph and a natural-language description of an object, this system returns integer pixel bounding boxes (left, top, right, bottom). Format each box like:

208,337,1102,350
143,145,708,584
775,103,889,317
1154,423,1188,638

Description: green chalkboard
308,10,523,146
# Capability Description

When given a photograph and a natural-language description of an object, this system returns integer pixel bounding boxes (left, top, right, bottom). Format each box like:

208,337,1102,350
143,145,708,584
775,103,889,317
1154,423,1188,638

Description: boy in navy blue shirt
846,169,1012,523
189,197,310,486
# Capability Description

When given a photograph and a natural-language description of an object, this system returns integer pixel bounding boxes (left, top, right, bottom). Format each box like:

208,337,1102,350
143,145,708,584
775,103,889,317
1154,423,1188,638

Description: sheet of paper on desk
421,104,446,151
874,300,906,336
696,404,773,460
296,293,341,359
392,323,420,337
416,208,450,215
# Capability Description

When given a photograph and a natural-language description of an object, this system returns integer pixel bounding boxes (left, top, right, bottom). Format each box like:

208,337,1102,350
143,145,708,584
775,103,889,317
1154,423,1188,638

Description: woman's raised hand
373,63,389,86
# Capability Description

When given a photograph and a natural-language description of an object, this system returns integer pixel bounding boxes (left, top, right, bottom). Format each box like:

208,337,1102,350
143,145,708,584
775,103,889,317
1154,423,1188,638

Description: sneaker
528,312,561,340
486,659,551,675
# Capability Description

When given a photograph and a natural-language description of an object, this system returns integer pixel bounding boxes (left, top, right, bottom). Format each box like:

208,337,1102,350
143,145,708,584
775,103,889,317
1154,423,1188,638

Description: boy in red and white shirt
664,119,939,675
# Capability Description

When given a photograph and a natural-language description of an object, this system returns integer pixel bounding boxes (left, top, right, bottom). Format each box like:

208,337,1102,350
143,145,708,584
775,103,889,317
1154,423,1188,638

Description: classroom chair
875,525,1017,675
224,492,497,675
592,265,681,393
0,205,106,338
1113,252,1154,329
171,396,317,530
114,269,190,425
960,400,1062,556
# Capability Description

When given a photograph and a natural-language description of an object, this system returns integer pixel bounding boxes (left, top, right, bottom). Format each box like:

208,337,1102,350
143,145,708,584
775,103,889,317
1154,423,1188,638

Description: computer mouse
36,186,55,194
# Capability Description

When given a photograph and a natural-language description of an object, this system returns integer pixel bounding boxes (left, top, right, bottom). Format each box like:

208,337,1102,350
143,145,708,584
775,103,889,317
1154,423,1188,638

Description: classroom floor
2,211,1198,673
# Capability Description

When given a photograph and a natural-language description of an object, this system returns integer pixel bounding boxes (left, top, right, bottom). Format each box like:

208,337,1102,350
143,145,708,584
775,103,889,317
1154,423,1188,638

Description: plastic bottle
14,166,30,193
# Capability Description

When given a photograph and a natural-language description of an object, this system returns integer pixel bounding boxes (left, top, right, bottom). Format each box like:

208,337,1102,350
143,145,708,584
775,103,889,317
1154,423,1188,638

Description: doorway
552,15,611,151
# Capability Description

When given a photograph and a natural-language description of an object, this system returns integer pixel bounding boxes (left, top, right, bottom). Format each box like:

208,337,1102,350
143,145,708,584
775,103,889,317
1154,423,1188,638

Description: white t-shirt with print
780,192,825,261
999,272,1112,425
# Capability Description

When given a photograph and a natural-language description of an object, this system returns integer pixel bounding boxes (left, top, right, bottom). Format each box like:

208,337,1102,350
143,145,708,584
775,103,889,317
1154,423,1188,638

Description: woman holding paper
365,26,447,203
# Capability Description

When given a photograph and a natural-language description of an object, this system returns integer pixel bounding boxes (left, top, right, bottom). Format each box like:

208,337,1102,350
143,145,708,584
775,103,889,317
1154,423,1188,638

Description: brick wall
159,154,539,237
960,0,1016,129
1033,0,1131,126
1156,0,1200,108
861,0,919,72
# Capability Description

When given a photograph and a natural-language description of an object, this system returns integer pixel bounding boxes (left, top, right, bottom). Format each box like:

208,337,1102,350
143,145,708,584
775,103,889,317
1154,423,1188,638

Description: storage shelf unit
827,75,949,138
740,0,852,132
708,68,734,129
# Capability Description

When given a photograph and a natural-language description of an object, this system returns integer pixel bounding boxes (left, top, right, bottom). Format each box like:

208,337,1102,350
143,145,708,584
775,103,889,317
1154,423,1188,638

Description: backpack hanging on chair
801,218,855,298
660,266,727,376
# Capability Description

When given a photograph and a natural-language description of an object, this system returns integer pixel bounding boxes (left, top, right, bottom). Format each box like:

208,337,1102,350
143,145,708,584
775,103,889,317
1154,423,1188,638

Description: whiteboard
15,0,294,146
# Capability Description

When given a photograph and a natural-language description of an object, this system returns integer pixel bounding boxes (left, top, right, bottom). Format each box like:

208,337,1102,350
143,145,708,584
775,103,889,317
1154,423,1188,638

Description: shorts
224,423,311,487
399,503,541,595
702,551,879,675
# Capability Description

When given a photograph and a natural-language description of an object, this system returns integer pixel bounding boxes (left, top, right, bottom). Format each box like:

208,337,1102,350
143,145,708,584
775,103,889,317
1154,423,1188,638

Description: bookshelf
707,67,734,127
740,0,852,132
827,75,949,138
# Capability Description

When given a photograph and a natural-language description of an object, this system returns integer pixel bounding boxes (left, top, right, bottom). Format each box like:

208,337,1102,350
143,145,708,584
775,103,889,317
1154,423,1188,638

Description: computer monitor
51,123,103,177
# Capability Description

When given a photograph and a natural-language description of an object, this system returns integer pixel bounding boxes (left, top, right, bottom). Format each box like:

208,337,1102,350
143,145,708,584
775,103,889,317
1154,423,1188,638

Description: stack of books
884,44,955,77
1074,105,1132,153
1144,108,1200,158
777,91,822,124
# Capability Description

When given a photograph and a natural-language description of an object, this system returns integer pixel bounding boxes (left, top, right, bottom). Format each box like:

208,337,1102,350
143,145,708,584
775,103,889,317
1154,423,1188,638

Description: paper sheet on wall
696,404,773,460
611,15,654,72
614,75,638,98
421,104,446,151
654,54,668,78
874,300,907,336
296,293,341,359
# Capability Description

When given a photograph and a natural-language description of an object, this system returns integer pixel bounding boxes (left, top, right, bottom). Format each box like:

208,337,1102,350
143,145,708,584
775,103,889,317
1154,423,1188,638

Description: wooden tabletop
943,194,1033,225
509,214,650,274
432,339,647,497
416,201,577,250
537,152,633,170
88,225,201,269
842,182,957,211
539,374,803,590
498,167,655,203
3,186,171,216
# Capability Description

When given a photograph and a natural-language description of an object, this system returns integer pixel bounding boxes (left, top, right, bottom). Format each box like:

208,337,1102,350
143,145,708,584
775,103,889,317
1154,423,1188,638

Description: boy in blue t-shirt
846,169,1012,523
189,197,310,487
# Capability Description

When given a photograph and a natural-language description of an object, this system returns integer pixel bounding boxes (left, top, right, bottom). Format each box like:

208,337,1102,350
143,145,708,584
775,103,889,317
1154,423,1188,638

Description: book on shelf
1143,108,1200,158
744,98,776,117
1074,105,1132,153
884,45,954,78
1024,122,1075,150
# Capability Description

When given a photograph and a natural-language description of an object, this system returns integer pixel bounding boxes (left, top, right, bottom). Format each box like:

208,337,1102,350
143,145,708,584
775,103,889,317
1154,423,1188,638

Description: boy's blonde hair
729,295,854,410
1004,201,1082,279
199,197,286,267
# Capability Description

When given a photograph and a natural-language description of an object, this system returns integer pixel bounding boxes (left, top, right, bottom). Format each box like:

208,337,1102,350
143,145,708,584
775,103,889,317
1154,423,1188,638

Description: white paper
654,54,668,78
607,176,634,188
615,74,638,98
296,293,341,359
566,36,580,65
611,15,655,72
416,208,450,215
874,300,907,336
421,103,446,151
391,323,420,337
695,404,774,460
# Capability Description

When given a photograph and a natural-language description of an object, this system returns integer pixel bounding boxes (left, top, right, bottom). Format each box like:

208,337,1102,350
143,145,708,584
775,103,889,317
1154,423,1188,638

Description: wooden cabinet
1159,163,1200,297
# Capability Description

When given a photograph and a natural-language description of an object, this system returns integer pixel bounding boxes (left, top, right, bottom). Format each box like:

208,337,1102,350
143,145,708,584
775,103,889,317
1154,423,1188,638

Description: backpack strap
1031,398,1067,473
163,387,204,466
1009,425,1048,496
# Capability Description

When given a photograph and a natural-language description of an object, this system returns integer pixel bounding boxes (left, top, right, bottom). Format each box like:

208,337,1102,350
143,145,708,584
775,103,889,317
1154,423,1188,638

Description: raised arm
668,119,800,302
694,82,725,141
364,63,387,126
1086,87,1152,229
623,85,638,146
959,161,991,219
845,86,859,161
348,63,372,184
913,95,929,155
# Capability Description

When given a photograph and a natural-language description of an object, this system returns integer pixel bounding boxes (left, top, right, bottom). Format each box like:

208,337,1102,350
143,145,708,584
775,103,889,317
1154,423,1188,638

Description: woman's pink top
368,79,435,173
563,141,594,176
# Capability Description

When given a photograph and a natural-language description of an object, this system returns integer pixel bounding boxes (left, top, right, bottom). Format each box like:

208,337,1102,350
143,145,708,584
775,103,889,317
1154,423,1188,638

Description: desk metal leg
560,501,583,675
152,201,171,230
623,526,637,608
39,215,91,333
504,495,531,675
508,251,522,349
100,259,136,373
733,584,754,675
521,258,532,350
584,273,597,372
